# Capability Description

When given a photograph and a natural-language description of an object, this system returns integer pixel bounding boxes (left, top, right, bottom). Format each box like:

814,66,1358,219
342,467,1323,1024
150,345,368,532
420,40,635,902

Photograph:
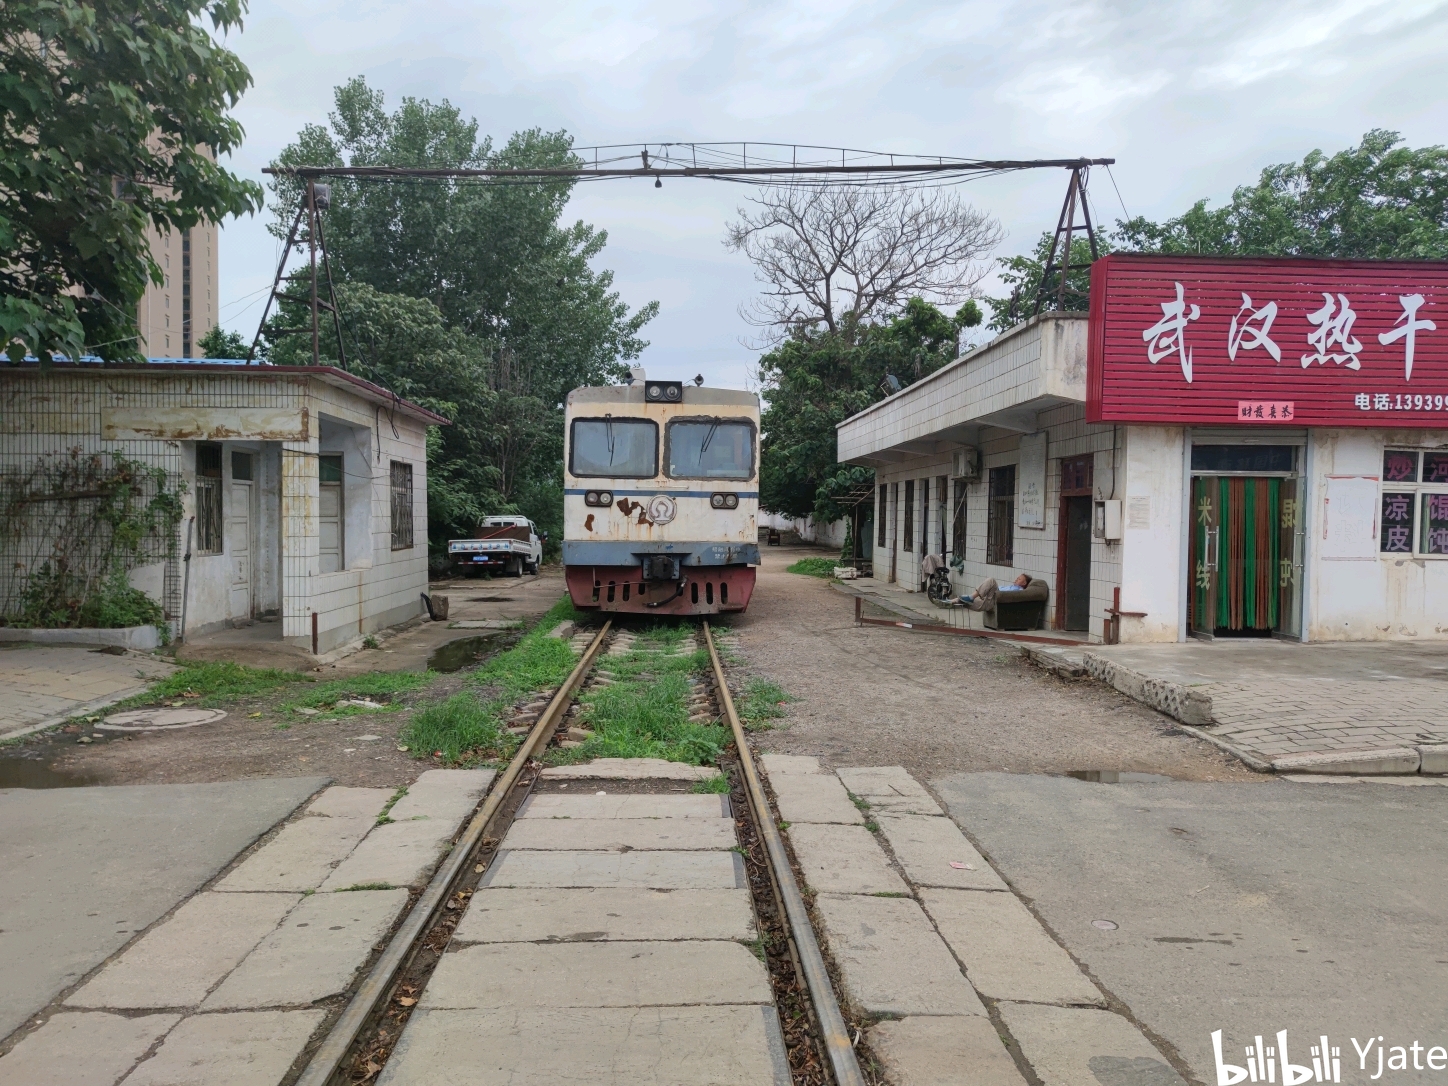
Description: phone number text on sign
1354,393,1448,411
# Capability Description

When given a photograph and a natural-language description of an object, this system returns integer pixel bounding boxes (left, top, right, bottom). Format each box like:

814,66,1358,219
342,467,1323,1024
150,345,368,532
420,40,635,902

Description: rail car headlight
711,493,726,509
585,491,614,507
597,491,612,506
725,493,738,509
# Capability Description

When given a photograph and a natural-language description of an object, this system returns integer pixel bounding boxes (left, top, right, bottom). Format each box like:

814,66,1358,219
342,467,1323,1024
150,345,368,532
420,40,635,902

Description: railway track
291,619,865,1086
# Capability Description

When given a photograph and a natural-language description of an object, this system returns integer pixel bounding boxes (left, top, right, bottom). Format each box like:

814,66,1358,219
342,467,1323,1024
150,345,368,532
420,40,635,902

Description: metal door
228,480,253,619
1189,476,1220,637
1063,496,1092,631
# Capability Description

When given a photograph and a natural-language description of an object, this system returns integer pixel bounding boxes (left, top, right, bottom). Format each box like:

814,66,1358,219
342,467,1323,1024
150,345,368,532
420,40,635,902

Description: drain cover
98,707,228,732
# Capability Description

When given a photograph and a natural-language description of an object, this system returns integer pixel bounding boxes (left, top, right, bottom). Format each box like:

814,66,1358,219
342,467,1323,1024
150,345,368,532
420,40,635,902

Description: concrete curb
1170,723,1274,773
1081,652,1214,727
0,625,161,650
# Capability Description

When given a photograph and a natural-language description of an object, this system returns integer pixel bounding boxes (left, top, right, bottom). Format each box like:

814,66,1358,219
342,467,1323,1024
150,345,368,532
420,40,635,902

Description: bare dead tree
724,185,1004,341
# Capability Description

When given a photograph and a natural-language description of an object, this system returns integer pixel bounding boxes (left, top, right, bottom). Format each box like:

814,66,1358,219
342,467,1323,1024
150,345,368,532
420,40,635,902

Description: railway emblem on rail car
646,494,678,525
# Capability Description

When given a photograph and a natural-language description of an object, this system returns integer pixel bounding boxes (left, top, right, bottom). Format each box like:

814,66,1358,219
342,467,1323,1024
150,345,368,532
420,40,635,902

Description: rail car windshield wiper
697,421,719,465
605,414,616,465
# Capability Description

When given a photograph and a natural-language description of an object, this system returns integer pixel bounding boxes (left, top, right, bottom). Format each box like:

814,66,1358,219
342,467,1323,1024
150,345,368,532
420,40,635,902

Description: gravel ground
727,546,1260,784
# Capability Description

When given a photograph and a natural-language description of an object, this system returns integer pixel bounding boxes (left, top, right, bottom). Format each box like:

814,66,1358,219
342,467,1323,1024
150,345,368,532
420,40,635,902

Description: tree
197,325,249,359
0,0,262,363
1115,130,1448,259
725,185,1002,342
984,234,1107,332
988,131,1448,332
758,299,980,520
263,79,657,554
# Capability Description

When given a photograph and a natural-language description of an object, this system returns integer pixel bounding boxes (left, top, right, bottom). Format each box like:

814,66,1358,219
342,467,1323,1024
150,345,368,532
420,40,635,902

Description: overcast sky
214,0,1448,388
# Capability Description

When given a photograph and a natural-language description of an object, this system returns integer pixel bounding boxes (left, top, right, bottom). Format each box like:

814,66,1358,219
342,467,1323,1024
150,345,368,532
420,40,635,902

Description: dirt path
10,569,567,790
726,546,1258,783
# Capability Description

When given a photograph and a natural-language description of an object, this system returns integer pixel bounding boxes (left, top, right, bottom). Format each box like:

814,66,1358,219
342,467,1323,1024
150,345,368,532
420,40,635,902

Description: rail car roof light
645,380,683,403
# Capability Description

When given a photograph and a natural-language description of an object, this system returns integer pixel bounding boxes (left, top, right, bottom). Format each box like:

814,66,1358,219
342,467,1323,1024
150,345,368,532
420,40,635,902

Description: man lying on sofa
957,572,1030,611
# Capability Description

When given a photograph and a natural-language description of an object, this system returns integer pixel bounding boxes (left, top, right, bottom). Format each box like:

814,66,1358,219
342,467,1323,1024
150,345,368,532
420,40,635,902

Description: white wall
1117,427,1186,643
759,512,849,549
1306,428,1448,641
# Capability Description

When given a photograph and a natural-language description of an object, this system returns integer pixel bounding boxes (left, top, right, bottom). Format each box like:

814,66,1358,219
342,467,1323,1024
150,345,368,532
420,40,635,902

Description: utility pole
1033,167,1101,316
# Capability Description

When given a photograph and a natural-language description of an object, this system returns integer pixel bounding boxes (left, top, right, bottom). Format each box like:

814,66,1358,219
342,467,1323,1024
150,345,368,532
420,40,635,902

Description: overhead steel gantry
252,143,1116,365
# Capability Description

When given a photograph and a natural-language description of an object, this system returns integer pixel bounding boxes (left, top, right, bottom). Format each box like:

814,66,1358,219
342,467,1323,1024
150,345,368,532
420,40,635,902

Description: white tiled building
1,363,443,654
838,314,1125,640
839,311,1448,644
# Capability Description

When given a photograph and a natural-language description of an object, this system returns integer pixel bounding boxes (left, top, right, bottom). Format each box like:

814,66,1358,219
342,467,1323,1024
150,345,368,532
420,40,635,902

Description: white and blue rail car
562,378,760,615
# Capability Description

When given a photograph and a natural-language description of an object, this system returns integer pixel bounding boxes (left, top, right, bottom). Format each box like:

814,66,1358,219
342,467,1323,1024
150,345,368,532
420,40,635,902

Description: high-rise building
134,217,218,359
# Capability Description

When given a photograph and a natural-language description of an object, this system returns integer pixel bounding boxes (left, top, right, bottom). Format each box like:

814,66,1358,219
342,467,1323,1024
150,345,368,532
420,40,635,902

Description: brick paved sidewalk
0,644,177,740
1075,640,1448,775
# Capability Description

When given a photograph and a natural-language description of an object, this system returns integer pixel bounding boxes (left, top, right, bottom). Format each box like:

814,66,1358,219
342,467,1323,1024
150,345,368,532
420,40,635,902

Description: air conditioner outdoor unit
951,447,980,480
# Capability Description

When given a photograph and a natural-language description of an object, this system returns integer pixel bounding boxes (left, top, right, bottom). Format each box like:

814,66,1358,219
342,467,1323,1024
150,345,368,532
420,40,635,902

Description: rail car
561,376,760,616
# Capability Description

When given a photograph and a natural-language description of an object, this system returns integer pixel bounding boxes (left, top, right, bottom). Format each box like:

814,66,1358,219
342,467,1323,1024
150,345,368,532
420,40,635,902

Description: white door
228,480,253,619
319,482,343,573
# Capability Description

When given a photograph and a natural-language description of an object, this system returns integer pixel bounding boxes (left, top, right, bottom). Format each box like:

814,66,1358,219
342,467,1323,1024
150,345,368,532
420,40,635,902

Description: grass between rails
735,678,795,732
785,556,838,578
399,596,584,765
550,622,728,767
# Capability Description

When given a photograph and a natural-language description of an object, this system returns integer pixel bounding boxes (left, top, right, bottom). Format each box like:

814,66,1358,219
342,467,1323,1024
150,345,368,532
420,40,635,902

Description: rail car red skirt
566,565,756,615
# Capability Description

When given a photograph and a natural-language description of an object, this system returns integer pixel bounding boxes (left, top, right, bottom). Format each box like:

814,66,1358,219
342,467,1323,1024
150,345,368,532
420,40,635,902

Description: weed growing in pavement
282,671,432,714
338,882,394,891
848,792,871,811
735,678,794,732
864,820,880,833
692,774,731,794
114,661,304,709
376,785,408,825
362,635,380,649
784,556,837,578
549,622,728,766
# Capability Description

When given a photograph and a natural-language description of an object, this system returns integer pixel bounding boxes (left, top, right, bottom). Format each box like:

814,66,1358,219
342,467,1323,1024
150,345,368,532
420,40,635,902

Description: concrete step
454,887,756,943
481,849,745,890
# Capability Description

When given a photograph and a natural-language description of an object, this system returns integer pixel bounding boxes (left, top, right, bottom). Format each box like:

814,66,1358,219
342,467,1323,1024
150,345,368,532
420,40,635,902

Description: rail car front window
570,418,658,478
666,420,755,480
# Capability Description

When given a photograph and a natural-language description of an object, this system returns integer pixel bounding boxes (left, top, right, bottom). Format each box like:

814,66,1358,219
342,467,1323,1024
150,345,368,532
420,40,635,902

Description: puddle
1066,770,1176,784
0,750,102,789
427,634,502,673
467,596,516,603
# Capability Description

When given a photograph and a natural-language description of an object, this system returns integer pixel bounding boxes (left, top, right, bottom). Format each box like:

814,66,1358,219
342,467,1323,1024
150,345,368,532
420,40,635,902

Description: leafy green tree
759,299,980,520
0,0,262,362
197,325,249,359
262,79,656,554
1116,130,1448,259
987,131,1448,332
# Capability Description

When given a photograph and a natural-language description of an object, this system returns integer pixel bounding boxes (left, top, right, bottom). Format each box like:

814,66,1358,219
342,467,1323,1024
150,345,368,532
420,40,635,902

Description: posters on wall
1018,432,1046,529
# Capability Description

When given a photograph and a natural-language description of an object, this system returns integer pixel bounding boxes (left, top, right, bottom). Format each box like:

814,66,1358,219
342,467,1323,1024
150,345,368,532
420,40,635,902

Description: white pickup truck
448,516,544,577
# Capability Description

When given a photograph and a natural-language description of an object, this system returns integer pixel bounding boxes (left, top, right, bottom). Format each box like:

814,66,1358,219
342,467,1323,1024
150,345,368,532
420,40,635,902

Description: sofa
983,578,1050,631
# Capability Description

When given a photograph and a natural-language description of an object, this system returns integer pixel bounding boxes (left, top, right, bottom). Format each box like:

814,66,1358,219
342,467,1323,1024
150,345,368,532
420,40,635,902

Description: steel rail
264,157,1114,181
703,623,866,1086
293,619,613,1086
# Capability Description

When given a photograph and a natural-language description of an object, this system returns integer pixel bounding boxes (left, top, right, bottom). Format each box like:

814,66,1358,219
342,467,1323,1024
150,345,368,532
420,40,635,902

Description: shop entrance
1188,444,1304,640
1055,455,1095,632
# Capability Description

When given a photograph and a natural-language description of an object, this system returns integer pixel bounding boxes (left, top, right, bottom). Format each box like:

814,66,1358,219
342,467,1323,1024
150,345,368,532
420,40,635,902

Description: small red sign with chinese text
1087,255,1448,427
1237,401,1294,421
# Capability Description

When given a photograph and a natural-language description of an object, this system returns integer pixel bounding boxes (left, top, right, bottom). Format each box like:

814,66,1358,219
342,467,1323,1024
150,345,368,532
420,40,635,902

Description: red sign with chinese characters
1086,254,1448,426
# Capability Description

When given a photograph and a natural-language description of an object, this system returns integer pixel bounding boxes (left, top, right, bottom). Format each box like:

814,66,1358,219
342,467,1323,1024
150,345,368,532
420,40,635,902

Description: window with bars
195,444,223,554
1381,449,1448,557
903,480,915,550
390,461,414,550
987,464,1015,566
952,479,967,560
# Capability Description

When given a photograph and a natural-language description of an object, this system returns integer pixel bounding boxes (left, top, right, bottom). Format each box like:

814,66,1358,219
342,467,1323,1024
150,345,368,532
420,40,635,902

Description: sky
214,0,1448,389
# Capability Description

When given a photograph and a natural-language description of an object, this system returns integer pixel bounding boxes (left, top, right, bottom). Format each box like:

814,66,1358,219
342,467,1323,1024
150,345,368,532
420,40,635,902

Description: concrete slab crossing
377,1005,791,1086
454,887,756,943
319,817,457,890
214,815,375,893
875,812,1008,891
420,941,771,1009
482,848,746,889
786,822,909,894
517,793,730,820
0,1011,180,1086
500,816,737,852
767,772,864,824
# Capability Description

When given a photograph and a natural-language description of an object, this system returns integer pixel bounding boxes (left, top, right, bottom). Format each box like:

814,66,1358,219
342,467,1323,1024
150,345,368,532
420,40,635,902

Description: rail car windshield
570,417,658,477
667,420,755,480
